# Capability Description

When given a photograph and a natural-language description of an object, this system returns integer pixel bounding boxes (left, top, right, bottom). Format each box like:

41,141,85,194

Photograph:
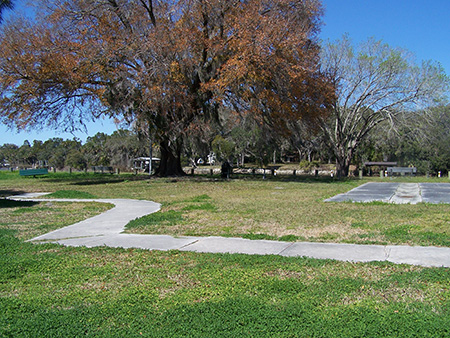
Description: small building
132,157,160,172
363,161,398,176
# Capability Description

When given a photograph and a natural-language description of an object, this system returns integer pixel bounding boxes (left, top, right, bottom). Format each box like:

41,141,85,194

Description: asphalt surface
8,187,450,268
325,182,450,204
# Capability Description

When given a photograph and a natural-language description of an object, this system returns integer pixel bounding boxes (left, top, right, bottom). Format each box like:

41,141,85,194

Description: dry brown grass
2,172,449,246
0,201,112,240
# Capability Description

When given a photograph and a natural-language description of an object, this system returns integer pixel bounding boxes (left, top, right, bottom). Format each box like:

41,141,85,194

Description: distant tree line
0,130,149,171
2,102,450,175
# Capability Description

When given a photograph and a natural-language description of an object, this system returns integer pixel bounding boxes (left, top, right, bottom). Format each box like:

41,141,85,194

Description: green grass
186,194,212,202
126,210,184,231
45,190,98,199
182,202,216,211
0,227,449,337
1,171,450,336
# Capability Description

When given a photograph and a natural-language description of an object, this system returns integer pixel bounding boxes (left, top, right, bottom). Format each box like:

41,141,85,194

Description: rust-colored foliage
0,0,334,175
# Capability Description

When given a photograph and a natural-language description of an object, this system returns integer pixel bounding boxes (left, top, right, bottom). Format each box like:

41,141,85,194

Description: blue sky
320,0,450,73
1,0,449,146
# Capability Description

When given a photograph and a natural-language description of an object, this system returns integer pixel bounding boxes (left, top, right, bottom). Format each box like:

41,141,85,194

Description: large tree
0,0,331,176
320,36,448,178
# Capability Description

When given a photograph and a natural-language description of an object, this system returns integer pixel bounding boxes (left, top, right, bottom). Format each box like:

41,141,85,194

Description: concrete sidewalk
9,192,450,268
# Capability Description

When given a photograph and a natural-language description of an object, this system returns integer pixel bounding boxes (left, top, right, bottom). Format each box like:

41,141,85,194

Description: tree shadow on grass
0,190,27,198
71,179,126,186
0,199,38,208
188,173,360,184
44,174,123,185
42,173,148,186
71,175,151,186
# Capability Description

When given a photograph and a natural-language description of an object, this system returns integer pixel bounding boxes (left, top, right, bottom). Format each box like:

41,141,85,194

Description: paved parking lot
325,182,450,204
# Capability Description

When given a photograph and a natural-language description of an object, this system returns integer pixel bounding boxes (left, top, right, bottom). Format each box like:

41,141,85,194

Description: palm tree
0,0,13,23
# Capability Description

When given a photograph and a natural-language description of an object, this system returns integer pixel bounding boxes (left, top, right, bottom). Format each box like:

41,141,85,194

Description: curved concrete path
8,192,450,268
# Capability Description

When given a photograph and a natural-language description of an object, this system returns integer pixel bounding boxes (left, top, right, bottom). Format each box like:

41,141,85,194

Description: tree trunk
334,146,353,179
335,160,349,179
156,138,185,177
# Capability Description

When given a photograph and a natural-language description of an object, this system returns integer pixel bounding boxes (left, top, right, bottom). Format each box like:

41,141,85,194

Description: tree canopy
0,0,333,176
